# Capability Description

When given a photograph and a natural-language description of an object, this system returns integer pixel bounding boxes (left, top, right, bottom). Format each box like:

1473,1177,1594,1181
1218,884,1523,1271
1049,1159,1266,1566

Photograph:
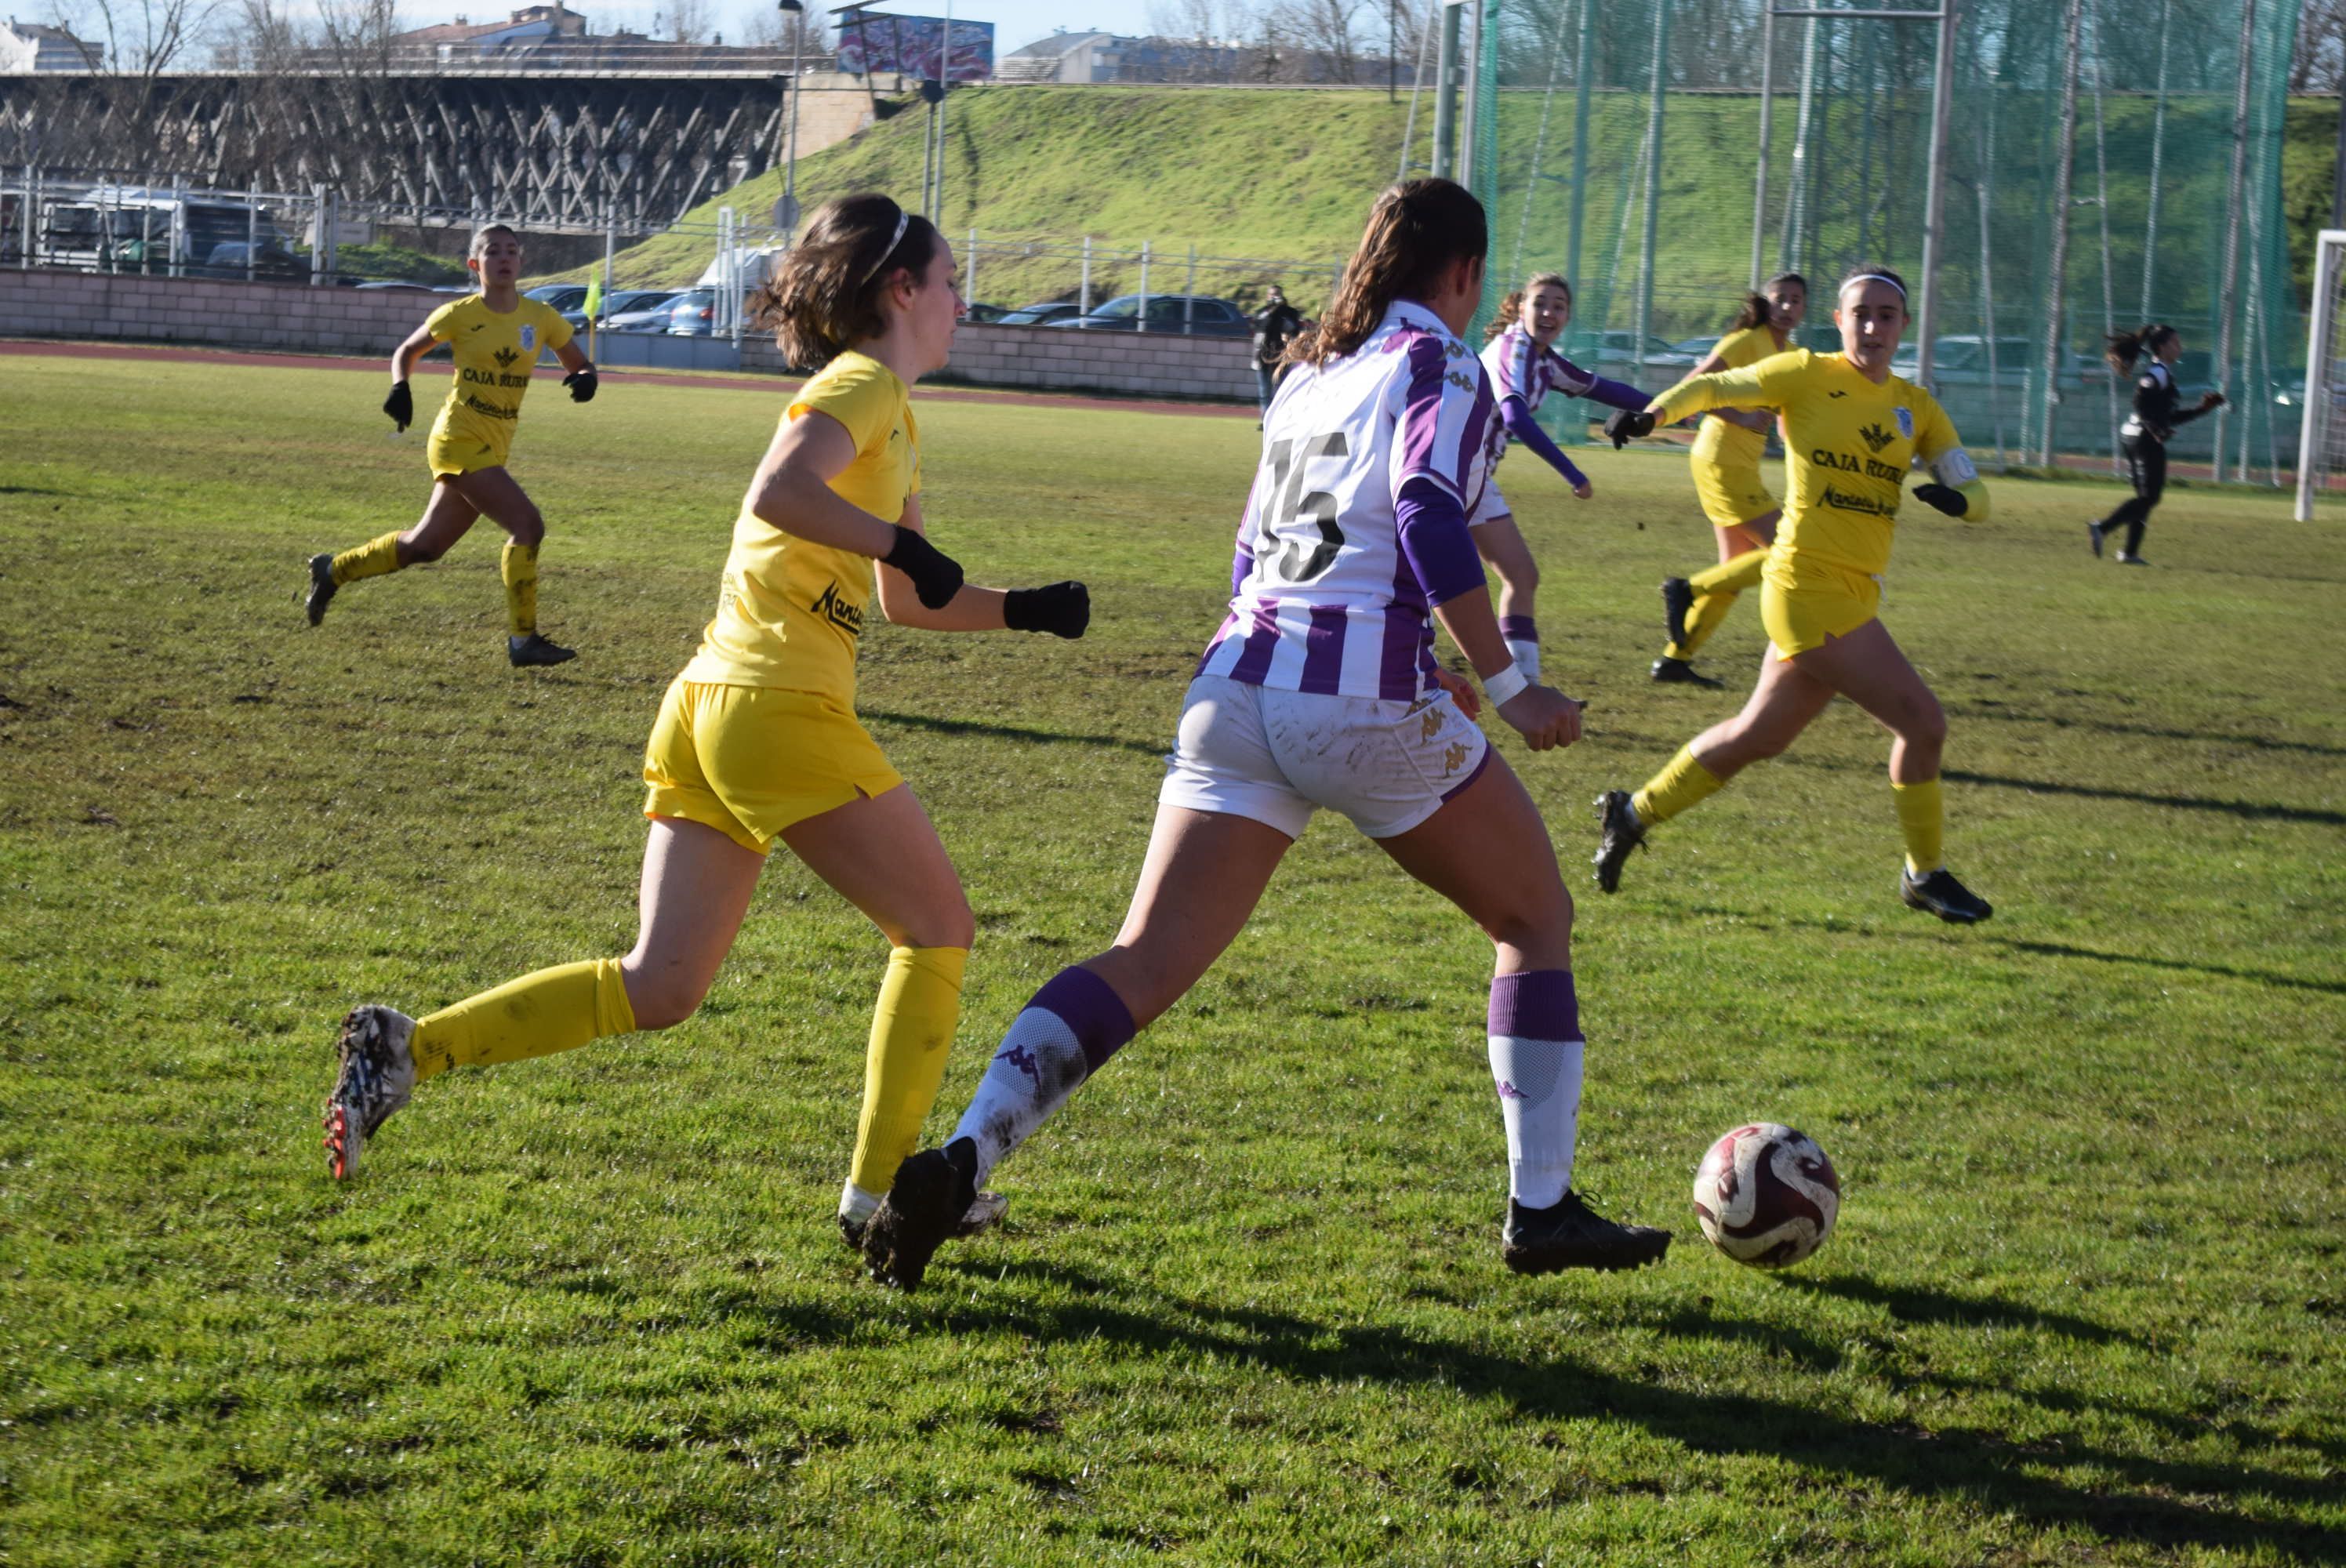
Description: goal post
2294,228,2346,521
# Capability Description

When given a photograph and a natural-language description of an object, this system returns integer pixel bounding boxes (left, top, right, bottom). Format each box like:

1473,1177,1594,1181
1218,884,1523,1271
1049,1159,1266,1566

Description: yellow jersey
679,350,921,701
1652,349,1970,579
1687,325,1781,473
423,295,574,465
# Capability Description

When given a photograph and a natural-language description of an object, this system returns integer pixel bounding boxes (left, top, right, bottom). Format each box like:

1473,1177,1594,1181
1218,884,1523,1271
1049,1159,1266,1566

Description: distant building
373,5,827,71
0,16,101,71
996,28,1389,85
392,3,590,55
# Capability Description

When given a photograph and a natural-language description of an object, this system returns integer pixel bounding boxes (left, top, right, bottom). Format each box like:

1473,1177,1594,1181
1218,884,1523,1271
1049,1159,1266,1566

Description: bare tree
1266,0,1364,82
656,0,715,45
2295,0,2346,93
741,0,830,56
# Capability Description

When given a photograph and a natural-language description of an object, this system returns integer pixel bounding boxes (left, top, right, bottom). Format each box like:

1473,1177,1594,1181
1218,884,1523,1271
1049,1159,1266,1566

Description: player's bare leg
306,481,478,626
862,807,1291,1290
1385,758,1669,1272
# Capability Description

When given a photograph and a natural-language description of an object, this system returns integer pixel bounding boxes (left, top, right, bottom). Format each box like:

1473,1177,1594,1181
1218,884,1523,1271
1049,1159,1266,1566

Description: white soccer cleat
321,1004,418,1180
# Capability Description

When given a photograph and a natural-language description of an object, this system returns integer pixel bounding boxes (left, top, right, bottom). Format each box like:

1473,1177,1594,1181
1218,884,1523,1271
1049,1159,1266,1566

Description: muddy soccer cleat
841,1188,1009,1253
1899,867,1993,924
1590,789,1647,894
304,554,339,626
1502,1190,1672,1275
861,1139,980,1291
1660,575,1694,648
508,633,577,667
321,1004,418,1180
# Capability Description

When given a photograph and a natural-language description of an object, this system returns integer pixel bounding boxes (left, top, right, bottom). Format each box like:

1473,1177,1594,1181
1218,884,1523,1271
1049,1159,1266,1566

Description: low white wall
0,267,1261,403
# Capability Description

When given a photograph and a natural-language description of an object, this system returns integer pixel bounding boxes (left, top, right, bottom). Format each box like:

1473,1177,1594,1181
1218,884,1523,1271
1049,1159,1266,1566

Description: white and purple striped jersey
1196,299,1494,702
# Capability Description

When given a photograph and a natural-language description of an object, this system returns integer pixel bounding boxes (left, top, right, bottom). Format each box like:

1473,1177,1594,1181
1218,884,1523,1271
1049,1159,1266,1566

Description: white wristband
1483,662,1531,707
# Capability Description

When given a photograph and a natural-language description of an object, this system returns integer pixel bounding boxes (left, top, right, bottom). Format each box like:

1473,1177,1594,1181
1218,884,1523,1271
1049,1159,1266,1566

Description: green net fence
1430,0,2302,474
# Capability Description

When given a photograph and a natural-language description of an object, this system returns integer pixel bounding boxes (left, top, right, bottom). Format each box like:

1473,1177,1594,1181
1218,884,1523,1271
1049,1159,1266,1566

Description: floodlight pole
777,0,805,245
1432,0,1462,179
1914,0,1955,390
2211,0,2257,483
1749,4,1775,292
1565,0,1593,307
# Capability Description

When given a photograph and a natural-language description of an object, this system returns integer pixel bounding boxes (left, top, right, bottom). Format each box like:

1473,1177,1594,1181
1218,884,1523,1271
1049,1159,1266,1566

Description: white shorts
1468,477,1511,528
1158,675,1491,840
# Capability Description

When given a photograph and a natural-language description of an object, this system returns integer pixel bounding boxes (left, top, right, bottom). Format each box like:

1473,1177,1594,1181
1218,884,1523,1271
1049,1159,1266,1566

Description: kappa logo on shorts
1421,710,1442,741
1443,741,1470,775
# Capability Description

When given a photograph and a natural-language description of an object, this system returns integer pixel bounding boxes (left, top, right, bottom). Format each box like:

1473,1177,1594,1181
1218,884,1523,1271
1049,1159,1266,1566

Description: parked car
1044,293,1252,336
1672,335,1723,358
992,301,1081,327
350,278,441,291
194,241,304,279
1889,336,2109,389
663,289,722,336
603,293,690,332
525,284,590,312
1571,329,1700,369
962,301,1008,324
561,288,678,332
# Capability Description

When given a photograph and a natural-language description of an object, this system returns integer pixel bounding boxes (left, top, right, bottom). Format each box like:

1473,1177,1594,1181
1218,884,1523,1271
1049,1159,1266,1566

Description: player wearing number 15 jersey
859,179,1671,1294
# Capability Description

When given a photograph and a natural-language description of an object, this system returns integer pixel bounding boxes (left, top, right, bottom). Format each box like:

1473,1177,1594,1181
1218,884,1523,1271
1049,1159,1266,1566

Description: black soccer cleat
2115,552,2150,567
2086,521,2105,558
508,633,578,667
1651,656,1723,688
1900,866,1993,924
1660,575,1694,648
862,1138,980,1291
841,1189,1008,1253
304,553,338,626
1502,1190,1671,1275
1590,789,1647,895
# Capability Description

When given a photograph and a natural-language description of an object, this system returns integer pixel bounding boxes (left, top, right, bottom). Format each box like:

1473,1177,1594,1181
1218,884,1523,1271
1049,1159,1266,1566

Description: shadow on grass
1992,938,2346,997
861,707,1164,759
744,1263,2344,1561
1775,1273,2147,1348
1959,711,2346,760
1942,768,2346,827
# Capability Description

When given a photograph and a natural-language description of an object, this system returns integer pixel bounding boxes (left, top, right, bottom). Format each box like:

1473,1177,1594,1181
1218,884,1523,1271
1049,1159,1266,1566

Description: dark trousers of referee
2097,433,2166,557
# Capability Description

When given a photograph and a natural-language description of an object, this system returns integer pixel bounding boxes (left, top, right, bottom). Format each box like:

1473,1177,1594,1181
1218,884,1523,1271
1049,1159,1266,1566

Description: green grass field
2,351,2341,1565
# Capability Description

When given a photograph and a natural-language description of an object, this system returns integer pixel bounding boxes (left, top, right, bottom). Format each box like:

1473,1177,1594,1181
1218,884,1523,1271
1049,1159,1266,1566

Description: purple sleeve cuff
1502,397,1587,488
1580,374,1651,413
1395,474,1487,608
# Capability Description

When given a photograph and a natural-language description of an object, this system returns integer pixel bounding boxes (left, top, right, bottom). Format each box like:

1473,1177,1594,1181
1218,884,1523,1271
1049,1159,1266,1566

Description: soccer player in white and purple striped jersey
861,180,1671,1291
1469,274,1653,679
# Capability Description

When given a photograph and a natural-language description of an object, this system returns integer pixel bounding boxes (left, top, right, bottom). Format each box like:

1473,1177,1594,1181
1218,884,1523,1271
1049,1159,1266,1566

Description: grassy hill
581,85,2340,340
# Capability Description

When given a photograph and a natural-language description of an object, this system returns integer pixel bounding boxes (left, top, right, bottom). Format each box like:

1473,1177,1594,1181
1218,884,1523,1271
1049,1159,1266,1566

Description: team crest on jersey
1858,421,1897,455
1894,406,1914,440
493,346,518,368
520,324,536,351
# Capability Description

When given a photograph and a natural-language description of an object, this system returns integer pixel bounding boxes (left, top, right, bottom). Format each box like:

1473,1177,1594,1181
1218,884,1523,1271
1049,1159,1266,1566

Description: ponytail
1483,290,1525,343
2105,323,2176,376
1730,272,1806,331
1291,178,1488,368
752,193,943,368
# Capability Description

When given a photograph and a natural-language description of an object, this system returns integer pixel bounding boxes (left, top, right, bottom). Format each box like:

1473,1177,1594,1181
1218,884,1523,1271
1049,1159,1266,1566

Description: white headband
1844,272,1907,299
862,209,912,285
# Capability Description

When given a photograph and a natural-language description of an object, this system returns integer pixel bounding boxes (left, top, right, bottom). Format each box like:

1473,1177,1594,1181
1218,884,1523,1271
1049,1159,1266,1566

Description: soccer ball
1691,1123,1839,1269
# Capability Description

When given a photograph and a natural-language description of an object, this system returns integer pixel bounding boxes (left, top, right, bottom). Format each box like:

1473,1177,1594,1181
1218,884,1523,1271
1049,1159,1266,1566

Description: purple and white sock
950,965,1138,1184
1499,615,1542,681
1487,970,1583,1209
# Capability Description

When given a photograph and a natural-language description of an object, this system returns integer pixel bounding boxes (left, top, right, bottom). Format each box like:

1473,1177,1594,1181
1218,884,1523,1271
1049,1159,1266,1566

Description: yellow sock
1667,548,1767,660
1892,776,1945,876
847,946,968,1196
409,956,636,1081
330,532,405,586
501,541,539,637
1631,744,1727,826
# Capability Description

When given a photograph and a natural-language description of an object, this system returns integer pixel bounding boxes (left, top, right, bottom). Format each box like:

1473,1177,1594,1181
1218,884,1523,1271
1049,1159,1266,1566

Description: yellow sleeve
1914,391,1992,521
423,299,463,342
790,361,892,452
1652,349,1807,423
537,302,575,351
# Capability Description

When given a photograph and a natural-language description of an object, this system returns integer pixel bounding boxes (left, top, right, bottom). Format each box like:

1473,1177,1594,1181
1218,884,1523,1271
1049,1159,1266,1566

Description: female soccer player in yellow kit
1651,272,1806,688
304,223,597,666
1593,267,1995,924
318,194,1092,1247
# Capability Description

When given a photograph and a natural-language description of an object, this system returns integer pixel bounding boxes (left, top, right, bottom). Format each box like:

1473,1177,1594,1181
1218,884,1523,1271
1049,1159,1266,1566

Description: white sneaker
321,1005,417,1179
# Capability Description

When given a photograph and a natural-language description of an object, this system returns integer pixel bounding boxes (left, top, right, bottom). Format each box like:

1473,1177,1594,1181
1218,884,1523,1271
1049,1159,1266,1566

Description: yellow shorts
1760,555,1880,659
1691,457,1779,532
427,419,514,481
641,678,903,855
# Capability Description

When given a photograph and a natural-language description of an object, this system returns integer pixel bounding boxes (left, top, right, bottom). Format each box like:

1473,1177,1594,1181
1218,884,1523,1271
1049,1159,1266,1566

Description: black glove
2199,390,2226,411
1004,581,1090,639
565,365,597,403
383,379,412,432
1603,408,1656,448
882,524,964,610
1912,482,1967,517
